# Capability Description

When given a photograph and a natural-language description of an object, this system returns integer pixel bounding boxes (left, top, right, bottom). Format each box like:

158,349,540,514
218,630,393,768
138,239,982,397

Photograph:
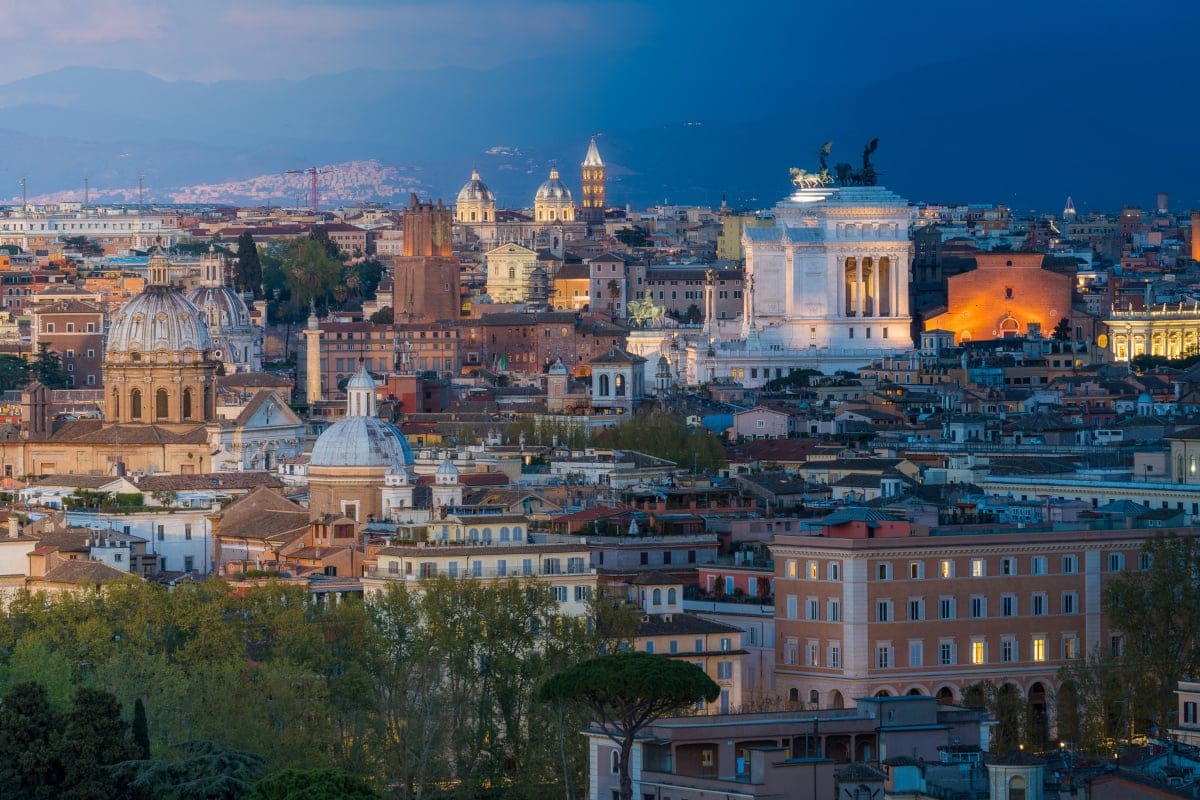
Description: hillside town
0,137,1198,799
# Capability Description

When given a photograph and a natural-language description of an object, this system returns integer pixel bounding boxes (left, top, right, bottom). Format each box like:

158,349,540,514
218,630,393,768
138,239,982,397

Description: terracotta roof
216,486,309,543
217,373,293,389
49,422,209,445
637,612,742,637
137,472,283,492
629,570,680,586
38,560,130,585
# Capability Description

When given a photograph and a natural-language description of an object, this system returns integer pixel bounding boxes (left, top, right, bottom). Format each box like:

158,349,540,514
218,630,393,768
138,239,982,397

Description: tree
1052,317,1072,341
615,227,649,248
246,768,378,800
132,698,151,759
0,681,65,800
236,233,263,297
58,687,139,800
111,740,267,800
32,345,70,389
368,307,393,325
1104,532,1200,731
538,652,719,800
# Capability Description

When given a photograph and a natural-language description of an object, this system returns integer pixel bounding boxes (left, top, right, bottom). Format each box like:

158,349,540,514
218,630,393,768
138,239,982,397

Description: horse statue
628,298,667,327
789,167,832,190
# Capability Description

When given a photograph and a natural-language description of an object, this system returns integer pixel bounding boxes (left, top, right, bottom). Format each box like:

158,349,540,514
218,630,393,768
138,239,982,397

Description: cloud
0,0,169,45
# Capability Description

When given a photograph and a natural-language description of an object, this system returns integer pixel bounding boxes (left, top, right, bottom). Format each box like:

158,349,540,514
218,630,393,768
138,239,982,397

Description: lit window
1032,636,1047,662
939,559,954,578
786,559,798,578
970,558,985,577
908,561,923,579
808,561,819,580
971,640,985,665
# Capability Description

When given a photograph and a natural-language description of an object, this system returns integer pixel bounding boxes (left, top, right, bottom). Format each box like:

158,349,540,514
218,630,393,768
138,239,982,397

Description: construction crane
286,166,336,213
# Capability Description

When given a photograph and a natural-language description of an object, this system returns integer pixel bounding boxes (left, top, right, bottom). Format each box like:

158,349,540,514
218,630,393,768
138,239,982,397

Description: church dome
309,416,415,469
435,458,460,484
310,363,413,469
106,286,213,358
535,168,573,204
457,170,495,204
186,285,253,333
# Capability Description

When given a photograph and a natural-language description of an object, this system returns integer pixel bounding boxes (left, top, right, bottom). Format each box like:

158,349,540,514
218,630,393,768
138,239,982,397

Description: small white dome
310,417,414,469
535,168,573,203
435,458,460,484
457,169,495,204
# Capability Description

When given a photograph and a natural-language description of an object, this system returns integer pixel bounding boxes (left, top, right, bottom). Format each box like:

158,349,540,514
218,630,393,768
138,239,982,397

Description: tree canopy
235,232,263,297
538,652,719,800
593,409,726,473
246,768,378,800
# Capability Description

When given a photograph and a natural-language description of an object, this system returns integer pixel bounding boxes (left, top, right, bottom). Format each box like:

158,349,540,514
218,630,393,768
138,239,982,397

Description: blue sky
2,0,1190,84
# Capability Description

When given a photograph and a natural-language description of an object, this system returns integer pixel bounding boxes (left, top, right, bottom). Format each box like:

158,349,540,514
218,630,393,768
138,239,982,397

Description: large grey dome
310,416,415,468
187,285,252,333
106,285,213,358
535,168,573,203
457,169,495,204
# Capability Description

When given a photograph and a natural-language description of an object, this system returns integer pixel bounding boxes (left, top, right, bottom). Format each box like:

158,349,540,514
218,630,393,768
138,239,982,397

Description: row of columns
839,255,905,319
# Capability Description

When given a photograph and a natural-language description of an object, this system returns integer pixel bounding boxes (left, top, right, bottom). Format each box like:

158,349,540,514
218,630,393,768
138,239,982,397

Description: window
939,597,955,620
1110,635,1124,658
939,640,956,666
496,559,507,577
1001,638,1016,662
720,637,732,652
1032,636,1048,662
786,559,798,578
1139,551,1153,571
1001,594,1017,617
908,561,923,579
876,562,892,580
184,524,192,541
827,599,841,622
1062,554,1077,574
908,598,925,621
1031,593,1047,616
970,595,986,619
971,639,986,665
644,641,654,654
876,600,893,622
1031,556,1047,575
183,556,194,572
939,559,954,578
157,525,164,541
970,558,986,577
669,640,678,654
909,640,923,667
1061,591,1077,614
1108,553,1125,572
448,563,459,578
806,642,819,667
808,560,819,579
717,661,733,680
1186,701,1198,724
828,643,841,668
806,598,819,621
1000,557,1016,576
1063,635,1080,660
694,638,705,653
876,645,893,669
828,562,841,581
786,595,797,619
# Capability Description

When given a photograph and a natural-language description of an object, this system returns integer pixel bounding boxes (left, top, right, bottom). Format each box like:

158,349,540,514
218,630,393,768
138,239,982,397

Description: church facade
681,182,914,387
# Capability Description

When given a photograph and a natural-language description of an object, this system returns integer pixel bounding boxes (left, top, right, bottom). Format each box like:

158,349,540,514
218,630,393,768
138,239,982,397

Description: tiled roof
39,560,130,585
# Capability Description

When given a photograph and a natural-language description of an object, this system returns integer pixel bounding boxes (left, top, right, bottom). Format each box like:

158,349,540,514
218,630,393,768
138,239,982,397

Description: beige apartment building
772,509,1171,740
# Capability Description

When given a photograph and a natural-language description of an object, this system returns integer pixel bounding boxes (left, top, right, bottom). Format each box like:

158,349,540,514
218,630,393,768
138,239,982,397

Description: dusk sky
0,1,1197,211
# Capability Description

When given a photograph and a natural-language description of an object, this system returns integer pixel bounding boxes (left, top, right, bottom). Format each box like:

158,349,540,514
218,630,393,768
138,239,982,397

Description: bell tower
581,136,606,225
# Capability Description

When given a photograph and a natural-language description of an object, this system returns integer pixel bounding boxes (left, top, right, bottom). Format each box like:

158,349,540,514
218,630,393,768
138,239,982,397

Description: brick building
771,509,1169,743
455,312,627,375
29,299,105,388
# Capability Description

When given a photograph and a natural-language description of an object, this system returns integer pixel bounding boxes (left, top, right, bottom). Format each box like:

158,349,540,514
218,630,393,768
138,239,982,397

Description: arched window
667,588,677,604
500,526,510,542
652,588,662,605
182,388,193,419
599,374,610,396
610,750,620,774
130,389,142,420
156,388,169,419
615,374,626,396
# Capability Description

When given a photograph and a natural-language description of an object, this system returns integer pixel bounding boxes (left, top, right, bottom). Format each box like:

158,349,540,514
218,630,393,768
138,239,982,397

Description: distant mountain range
0,48,1197,214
